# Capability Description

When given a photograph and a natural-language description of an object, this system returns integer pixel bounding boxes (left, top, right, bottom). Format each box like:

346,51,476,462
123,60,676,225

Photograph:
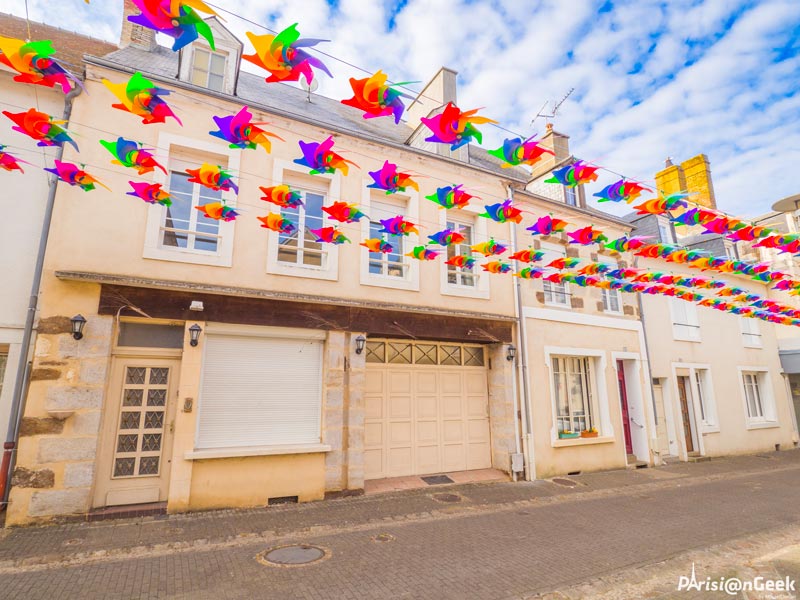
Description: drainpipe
507,185,535,480
0,85,82,508
633,255,660,466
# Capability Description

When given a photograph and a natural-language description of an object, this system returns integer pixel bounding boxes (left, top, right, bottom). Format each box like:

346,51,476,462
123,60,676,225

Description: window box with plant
558,430,580,439
580,427,599,438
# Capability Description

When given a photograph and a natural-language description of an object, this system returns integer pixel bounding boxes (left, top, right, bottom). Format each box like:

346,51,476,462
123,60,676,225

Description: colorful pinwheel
567,226,608,245
186,163,239,193
341,70,414,123
509,249,544,263
633,192,690,215
127,181,172,206
480,200,522,223
445,255,476,269
482,261,512,274
546,257,581,270
544,160,599,187
406,246,439,260
425,184,476,210
210,106,283,152
196,202,238,221
294,136,357,175
310,227,349,244
0,145,28,172
259,184,303,208
367,161,419,194
604,235,650,253
44,160,109,192
360,238,393,253
100,137,166,175
3,109,77,150
470,239,507,257
379,215,418,236
487,136,553,168
515,267,545,279
243,24,332,84
102,72,181,125
322,201,367,223
593,179,651,204
257,213,296,233
427,229,465,246
526,215,569,236
127,0,219,51
0,36,82,93
419,102,497,150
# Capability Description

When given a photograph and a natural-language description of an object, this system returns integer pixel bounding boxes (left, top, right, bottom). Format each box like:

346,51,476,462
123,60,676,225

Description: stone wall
487,344,517,473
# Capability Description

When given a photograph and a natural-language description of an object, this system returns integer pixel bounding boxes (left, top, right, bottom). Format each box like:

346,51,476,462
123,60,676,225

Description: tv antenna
531,88,575,127
300,78,319,102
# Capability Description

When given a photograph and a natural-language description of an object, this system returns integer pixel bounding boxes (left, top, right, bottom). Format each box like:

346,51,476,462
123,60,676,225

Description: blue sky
5,0,800,217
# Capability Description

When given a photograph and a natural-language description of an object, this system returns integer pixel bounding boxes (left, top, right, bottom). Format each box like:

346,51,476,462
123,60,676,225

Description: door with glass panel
94,358,179,507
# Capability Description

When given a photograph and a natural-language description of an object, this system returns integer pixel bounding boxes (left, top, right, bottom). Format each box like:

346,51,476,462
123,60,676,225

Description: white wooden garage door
364,340,491,479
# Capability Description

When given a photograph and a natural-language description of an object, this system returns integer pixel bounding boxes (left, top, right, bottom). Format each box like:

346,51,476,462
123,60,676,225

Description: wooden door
94,358,180,507
676,376,694,453
617,360,633,454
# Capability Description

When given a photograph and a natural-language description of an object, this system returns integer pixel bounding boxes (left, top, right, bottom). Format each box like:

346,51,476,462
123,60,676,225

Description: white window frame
552,355,594,433
564,186,578,207
739,316,762,349
189,47,227,92
657,217,675,244
540,243,570,308
275,188,328,270
691,366,718,431
737,367,779,429
144,133,239,267
439,205,490,300
359,181,420,291
266,159,340,281
597,255,621,314
669,297,700,342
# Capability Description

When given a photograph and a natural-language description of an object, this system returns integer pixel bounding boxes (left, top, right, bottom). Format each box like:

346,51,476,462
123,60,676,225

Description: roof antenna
531,88,575,128
300,78,319,103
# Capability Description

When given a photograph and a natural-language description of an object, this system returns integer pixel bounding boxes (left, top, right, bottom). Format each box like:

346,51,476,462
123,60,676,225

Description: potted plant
559,429,580,439
581,427,599,438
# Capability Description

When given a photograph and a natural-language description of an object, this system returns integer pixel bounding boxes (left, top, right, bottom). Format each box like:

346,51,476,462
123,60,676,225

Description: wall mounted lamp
354,335,366,355
70,314,87,340
189,323,202,347
506,344,517,362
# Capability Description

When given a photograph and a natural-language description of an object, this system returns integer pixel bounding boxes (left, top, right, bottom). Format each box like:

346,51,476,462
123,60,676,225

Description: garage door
364,340,491,479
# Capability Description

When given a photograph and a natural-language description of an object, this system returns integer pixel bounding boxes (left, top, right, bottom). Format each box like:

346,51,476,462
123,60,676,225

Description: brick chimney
120,0,157,51
527,123,571,180
655,153,716,209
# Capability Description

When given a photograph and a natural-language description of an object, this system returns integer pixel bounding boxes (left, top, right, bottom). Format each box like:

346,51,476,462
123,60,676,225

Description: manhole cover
256,544,329,567
372,533,395,543
431,492,462,503
551,478,578,487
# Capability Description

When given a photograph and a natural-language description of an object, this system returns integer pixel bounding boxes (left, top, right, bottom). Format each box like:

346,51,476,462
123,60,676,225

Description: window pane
117,323,185,348
210,53,226,75
193,48,209,70
208,74,224,92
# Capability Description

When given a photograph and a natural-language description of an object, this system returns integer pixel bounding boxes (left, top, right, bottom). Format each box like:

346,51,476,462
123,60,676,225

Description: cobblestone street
2,451,800,599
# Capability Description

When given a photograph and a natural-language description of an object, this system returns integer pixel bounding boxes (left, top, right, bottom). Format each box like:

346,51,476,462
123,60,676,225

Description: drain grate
421,474,454,485
256,544,329,567
551,477,579,487
431,492,462,503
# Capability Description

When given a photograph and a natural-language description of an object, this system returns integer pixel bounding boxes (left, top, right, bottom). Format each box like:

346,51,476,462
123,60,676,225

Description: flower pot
558,431,580,439
580,431,599,438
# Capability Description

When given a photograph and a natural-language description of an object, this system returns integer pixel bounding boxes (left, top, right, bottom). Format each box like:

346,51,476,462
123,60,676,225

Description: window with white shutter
740,317,762,348
670,297,700,341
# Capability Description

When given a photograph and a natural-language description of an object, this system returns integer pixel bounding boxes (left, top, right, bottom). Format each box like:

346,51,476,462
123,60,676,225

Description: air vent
267,495,298,506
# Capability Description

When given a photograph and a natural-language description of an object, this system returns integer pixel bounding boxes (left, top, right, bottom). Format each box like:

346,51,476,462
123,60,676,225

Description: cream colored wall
639,257,797,457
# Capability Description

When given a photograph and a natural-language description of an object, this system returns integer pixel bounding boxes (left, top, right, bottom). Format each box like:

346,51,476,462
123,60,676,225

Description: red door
677,376,694,453
617,360,633,454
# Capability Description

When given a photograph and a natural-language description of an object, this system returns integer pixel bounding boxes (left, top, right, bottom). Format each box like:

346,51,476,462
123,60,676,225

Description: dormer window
191,48,226,92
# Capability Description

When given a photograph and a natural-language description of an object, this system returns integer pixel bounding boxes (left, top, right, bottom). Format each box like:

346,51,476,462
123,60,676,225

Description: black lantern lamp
70,314,87,340
506,344,517,362
354,335,366,354
189,323,202,347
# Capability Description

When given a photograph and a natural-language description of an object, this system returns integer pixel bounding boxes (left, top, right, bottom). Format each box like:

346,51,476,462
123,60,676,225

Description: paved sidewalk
1,450,799,598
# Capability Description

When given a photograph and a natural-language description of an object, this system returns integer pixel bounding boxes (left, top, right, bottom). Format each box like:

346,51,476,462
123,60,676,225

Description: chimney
655,161,687,199
120,0,157,51
405,67,464,159
680,154,717,210
527,123,571,181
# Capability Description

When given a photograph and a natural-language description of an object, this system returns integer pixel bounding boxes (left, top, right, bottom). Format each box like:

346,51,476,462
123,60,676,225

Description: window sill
552,436,615,448
185,444,332,460
742,344,763,350
361,276,419,292
544,302,571,309
745,421,780,431
442,285,489,300
266,262,338,281
701,425,720,434
144,246,232,268
672,335,702,343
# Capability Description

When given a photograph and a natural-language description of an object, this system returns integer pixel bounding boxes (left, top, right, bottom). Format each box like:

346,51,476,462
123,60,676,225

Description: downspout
508,185,535,480
633,255,660,466
0,85,82,508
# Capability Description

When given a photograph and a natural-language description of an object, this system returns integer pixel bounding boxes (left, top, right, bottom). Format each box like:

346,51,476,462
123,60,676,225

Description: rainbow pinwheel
243,24,332,85
470,239,507,257
127,181,172,206
515,267,545,279
567,226,607,246
526,215,569,236
419,102,497,150
310,227,349,244
545,160,599,187
633,192,690,215
322,201,367,223
3,109,77,150
0,36,82,93
593,179,651,204
509,249,544,263
257,213,296,233
487,136,554,168
44,160,109,192
186,163,239,193
670,206,717,227
102,72,181,125
294,136,357,175
425,184,476,210
546,257,581,270
727,225,770,242
604,235,649,253
196,202,239,221
341,70,414,123
379,215,418,236
259,185,303,208
578,263,611,275
445,255,476,269
210,106,283,152
701,217,741,235
482,261,512,274
100,137,166,175
480,200,522,223
127,0,219,51
367,161,419,194
361,238,393,253
427,229,465,246
0,145,27,172
406,246,439,260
